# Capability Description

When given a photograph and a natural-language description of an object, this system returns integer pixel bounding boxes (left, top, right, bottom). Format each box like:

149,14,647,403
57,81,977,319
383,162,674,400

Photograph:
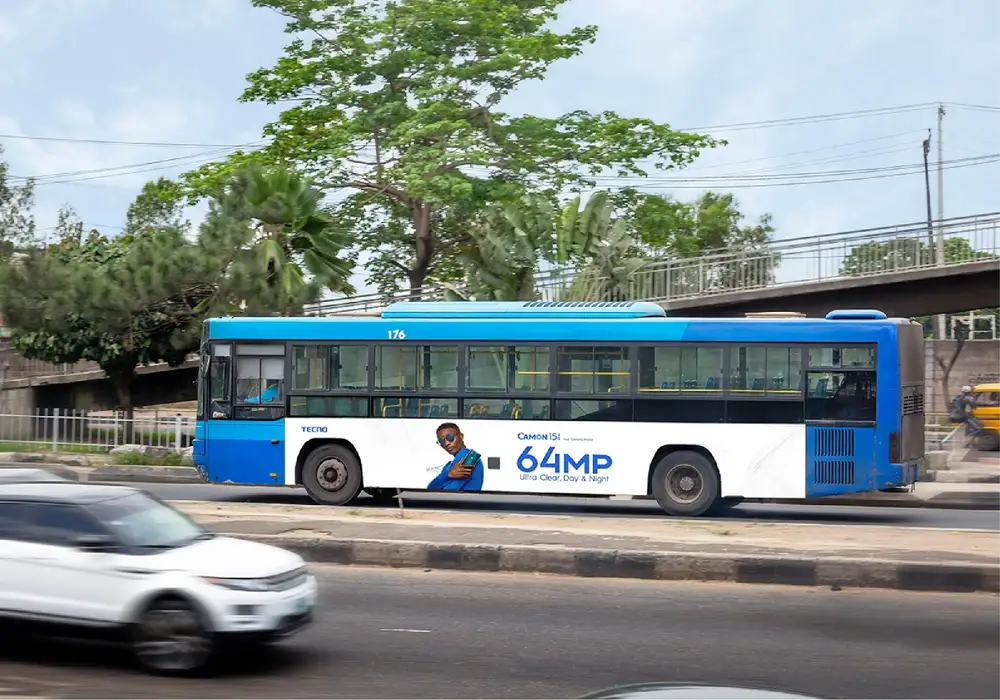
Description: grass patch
0,441,105,454
109,450,194,467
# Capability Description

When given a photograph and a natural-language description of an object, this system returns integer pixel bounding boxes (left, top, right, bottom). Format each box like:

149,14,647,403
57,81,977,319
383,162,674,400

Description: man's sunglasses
437,433,457,445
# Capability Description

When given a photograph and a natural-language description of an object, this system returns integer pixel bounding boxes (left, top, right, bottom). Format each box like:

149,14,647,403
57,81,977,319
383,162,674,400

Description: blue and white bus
192,302,925,517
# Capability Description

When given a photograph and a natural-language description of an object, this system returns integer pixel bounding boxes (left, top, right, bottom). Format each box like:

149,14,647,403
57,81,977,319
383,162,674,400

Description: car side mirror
76,534,116,553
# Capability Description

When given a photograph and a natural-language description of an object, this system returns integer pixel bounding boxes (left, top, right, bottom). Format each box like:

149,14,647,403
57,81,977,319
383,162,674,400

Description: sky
0,0,997,295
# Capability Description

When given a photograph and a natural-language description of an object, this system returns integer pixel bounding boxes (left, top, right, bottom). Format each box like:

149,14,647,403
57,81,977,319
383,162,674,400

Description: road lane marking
380,628,431,633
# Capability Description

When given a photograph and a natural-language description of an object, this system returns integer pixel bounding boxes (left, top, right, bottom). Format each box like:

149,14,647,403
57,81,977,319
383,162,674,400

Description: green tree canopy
182,0,720,296
215,165,356,302
610,189,779,295
0,175,328,423
0,146,35,257
125,178,190,237
840,235,997,276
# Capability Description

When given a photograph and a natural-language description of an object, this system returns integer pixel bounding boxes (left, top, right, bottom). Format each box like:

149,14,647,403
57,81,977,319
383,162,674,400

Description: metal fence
304,211,1000,315
0,409,195,454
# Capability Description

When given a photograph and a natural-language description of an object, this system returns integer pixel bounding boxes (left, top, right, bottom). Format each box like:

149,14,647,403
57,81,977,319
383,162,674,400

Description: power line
676,103,938,133
0,101,977,150
0,133,257,148
582,153,999,185
684,130,925,172
622,155,1000,190
10,144,260,183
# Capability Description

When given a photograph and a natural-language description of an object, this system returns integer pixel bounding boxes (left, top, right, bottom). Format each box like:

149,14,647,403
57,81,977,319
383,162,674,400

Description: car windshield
88,492,209,549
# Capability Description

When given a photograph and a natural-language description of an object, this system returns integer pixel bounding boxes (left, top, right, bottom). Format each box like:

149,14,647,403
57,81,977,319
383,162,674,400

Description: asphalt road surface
1,567,997,699
128,482,999,531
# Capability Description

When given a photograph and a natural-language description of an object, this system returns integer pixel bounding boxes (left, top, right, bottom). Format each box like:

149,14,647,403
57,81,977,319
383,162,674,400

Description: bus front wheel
301,444,363,506
651,450,720,517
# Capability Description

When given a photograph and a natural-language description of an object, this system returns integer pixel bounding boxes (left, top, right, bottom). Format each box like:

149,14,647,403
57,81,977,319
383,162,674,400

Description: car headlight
202,576,272,592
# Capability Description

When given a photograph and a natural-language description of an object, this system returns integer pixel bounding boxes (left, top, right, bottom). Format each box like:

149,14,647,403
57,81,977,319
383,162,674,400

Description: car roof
0,481,141,504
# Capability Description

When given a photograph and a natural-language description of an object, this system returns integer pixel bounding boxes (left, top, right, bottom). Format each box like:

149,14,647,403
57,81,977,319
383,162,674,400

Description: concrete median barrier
174,502,1000,594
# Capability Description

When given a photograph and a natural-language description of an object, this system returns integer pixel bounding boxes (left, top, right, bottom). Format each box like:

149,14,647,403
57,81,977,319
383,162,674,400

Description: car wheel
651,450,720,517
132,596,214,675
302,443,363,506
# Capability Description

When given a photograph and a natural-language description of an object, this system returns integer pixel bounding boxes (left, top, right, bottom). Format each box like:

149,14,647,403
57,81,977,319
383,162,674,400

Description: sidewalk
175,501,1000,594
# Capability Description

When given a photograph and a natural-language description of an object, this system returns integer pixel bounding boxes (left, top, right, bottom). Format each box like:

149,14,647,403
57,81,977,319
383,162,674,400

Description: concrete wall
0,339,99,379
30,366,199,413
926,339,1000,414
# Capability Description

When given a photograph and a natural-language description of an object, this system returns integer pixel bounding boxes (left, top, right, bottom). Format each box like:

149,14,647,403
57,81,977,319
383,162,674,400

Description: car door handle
271,439,280,444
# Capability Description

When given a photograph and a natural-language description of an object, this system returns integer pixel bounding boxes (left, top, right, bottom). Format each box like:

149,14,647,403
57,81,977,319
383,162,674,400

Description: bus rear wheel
301,444,363,506
651,450,720,517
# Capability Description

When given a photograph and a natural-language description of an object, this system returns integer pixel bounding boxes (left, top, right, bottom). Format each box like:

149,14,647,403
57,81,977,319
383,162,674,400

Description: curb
803,492,1000,510
239,534,1000,595
88,465,201,484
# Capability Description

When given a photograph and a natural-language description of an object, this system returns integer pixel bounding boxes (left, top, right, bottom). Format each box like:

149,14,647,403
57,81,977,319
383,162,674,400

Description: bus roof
206,304,912,344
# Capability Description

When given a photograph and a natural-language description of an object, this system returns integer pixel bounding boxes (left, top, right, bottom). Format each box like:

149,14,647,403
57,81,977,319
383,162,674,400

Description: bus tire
651,450,720,517
301,444,363,506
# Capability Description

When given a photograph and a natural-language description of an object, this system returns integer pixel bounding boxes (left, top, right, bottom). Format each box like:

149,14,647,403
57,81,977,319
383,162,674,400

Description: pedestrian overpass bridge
304,212,1000,319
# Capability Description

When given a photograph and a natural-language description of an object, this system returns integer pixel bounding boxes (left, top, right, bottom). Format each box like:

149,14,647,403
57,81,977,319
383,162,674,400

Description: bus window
466,346,551,393
375,345,457,392
208,344,231,419
806,370,876,422
554,399,631,421
236,356,285,404
290,396,368,417
557,346,630,394
292,345,328,390
462,398,549,420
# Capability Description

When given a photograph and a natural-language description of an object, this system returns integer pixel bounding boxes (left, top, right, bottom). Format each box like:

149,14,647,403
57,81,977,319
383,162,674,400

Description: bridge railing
304,211,1000,315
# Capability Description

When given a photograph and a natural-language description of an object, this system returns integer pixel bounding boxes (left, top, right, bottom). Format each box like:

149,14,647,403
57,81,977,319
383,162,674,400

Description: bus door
204,343,286,485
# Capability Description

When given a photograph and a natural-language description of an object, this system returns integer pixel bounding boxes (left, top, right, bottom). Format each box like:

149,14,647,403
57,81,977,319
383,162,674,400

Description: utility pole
935,105,947,344
932,104,948,418
935,104,946,265
922,130,934,259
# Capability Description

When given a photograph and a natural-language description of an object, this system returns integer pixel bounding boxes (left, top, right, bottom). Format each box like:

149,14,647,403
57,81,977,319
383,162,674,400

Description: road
1,567,997,698
131,482,999,531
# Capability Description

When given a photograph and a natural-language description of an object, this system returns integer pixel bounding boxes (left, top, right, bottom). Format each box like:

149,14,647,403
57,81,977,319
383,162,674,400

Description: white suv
0,481,317,674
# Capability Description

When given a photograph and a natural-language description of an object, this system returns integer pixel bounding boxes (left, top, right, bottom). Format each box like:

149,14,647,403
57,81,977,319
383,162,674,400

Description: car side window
0,501,31,542
26,503,107,547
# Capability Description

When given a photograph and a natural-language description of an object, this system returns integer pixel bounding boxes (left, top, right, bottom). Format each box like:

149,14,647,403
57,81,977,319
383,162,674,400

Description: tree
216,165,356,303
182,0,720,297
52,204,85,245
840,235,996,277
445,190,637,301
611,189,778,295
0,180,321,430
0,146,35,258
936,319,968,413
125,178,189,237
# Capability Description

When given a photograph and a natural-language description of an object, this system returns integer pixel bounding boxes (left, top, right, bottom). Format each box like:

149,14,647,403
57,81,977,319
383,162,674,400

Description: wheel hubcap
665,464,703,504
135,604,210,671
316,457,348,491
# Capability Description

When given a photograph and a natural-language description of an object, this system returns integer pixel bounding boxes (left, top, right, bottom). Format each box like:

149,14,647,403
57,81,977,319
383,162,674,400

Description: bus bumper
883,460,920,488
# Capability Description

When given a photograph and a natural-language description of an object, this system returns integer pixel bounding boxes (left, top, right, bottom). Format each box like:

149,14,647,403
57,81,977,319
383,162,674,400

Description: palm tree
218,166,355,302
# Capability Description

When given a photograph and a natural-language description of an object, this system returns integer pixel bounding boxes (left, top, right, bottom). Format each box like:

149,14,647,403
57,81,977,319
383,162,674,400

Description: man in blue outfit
427,422,484,491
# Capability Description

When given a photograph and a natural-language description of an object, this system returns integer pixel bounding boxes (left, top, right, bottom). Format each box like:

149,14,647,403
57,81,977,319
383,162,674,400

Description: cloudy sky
0,0,997,294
